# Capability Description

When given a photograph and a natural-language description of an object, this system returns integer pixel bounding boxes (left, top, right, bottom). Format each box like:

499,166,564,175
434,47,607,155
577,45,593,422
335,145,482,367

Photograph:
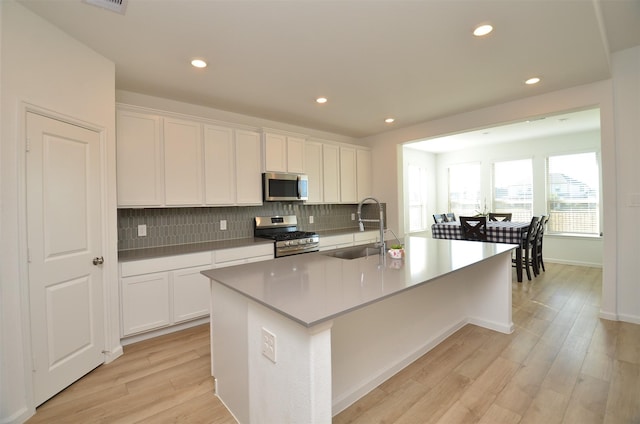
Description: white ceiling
406,107,601,153
17,0,640,139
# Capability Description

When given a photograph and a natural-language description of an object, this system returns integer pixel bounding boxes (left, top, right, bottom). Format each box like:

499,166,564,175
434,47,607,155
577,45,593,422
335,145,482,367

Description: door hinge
25,137,31,153
27,248,31,263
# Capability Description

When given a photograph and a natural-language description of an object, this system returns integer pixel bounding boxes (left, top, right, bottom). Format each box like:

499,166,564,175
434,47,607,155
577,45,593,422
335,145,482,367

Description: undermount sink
322,245,382,260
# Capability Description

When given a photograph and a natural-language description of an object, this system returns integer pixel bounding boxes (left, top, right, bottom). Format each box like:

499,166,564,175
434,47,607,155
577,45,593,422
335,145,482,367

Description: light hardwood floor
28,263,640,424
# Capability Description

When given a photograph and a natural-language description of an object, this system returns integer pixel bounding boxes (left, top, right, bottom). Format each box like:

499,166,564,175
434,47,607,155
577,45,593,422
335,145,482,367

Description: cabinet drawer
120,251,213,277
318,234,354,249
215,244,273,264
354,231,379,245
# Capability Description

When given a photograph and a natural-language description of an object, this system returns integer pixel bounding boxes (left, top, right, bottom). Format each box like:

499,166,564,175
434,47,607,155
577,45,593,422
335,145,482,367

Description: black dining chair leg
524,246,533,281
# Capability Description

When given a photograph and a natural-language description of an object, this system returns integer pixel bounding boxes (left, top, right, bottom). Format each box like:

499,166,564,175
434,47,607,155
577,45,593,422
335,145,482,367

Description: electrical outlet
137,224,147,237
261,328,276,363
220,220,227,230
309,215,314,224
351,213,356,221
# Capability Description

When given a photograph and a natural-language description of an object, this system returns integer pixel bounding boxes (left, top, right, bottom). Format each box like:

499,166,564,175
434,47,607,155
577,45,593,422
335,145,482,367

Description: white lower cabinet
119,245,273,338
120,252,213,337
172,265,212,323
121,272,171,336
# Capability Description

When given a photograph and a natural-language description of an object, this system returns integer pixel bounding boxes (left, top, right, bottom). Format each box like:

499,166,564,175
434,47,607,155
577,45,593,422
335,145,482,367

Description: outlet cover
351,213,356,220
309,215,314,224
220,220,227,230
261,328,276,363
137,224,147,237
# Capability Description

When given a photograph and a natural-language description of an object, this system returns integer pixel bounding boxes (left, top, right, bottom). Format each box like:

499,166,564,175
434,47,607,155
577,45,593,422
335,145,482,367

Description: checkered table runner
431,221,530,245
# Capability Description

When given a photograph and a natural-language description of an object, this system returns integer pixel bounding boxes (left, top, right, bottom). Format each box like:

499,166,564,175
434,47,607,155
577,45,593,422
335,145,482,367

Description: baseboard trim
120,317,210,346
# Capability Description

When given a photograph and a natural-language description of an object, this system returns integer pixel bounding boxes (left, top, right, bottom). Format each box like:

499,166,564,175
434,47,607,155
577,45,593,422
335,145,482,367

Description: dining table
431,220,531,282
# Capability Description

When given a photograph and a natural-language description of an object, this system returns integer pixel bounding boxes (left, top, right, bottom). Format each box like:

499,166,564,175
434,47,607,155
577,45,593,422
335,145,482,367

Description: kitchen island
202,235,516,423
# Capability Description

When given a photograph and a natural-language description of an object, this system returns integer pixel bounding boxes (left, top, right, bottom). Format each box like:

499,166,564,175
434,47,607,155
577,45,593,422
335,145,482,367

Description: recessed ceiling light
191,59,207,68
385,118,395,124
473,24,493,37
525,77,541,85
316,97,328,104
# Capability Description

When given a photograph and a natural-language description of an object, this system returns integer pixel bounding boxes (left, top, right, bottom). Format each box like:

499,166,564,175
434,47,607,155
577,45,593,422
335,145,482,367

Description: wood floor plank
26,263,640,424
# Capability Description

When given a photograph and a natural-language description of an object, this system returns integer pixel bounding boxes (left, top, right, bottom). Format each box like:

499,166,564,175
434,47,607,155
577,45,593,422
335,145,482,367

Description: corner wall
0,2,117,421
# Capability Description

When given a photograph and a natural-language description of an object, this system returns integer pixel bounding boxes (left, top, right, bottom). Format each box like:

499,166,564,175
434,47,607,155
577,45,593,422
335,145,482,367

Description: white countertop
202,235,516,327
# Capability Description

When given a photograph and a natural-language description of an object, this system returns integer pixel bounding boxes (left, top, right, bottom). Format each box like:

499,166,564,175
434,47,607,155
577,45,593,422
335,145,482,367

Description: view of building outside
493,159,533,222
448,162,481,218
547,152,600,235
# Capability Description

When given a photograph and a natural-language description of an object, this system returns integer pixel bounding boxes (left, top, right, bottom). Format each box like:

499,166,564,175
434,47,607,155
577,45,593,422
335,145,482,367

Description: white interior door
26,112,105,406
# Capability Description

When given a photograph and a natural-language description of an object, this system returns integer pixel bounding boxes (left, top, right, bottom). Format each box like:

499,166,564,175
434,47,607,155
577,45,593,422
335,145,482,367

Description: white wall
611,47,640,324
431,129,603,267
0,2,118,422
401,147,436,234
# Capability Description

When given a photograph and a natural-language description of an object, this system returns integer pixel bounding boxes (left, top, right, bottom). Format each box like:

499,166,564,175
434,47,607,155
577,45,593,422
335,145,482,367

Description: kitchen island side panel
330,250,513,415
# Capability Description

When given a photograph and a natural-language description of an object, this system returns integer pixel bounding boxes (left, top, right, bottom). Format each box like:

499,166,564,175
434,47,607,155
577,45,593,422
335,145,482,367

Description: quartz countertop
202,235,517,327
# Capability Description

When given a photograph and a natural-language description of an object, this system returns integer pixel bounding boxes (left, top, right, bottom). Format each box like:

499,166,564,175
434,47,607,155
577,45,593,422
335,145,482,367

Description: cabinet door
304,141,323,203
287,137,305,173
116,110,163,206
235,129,263,205
322,144,340,203
264,133,287,172
340,146,357,203
121,272,170,336
172,266,211,323
356,148,373,200
204,125,235,205
164,118,203,205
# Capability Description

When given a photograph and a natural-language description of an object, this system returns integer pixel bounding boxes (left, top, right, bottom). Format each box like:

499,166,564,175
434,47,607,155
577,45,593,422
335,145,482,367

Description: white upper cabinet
163,118,203,206
116,110,163,206
117,106,264,207
340,146,357,203
304,141,323,203
264,133,287,172
263,132,305,173
286,137,305,174
203,124,235,205
356,148,373,200
322,144,340,203
235,129,263,205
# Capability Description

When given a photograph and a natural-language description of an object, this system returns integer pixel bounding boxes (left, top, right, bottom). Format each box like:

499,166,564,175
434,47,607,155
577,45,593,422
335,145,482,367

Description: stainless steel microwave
263,172,308,202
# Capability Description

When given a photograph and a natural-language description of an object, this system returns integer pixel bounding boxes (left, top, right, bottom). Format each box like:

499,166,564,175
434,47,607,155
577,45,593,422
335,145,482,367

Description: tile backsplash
118,203,386,251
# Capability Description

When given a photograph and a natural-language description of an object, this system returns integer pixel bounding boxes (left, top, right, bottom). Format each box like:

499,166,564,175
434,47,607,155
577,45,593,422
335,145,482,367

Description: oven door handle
297,175,302,199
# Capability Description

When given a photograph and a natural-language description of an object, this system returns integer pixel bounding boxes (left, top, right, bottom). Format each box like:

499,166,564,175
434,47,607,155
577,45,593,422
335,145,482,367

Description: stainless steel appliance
263,172,308,202
254,215,319,257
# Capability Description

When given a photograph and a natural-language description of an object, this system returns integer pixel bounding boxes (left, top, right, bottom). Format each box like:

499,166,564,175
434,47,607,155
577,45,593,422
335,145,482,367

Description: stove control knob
290,240,298,245
298,239,306,245
283,241,290,246
308,238,314,243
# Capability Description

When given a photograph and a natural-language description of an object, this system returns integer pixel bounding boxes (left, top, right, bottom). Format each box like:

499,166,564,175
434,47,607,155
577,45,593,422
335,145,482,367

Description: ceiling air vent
82,0,128,15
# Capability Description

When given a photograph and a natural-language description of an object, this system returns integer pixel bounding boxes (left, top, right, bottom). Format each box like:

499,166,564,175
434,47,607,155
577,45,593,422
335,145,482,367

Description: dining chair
459,216,488,241
512,216,540,281
488,212,512,222
534,215,549,273
433,214,447,224
445,212,456,222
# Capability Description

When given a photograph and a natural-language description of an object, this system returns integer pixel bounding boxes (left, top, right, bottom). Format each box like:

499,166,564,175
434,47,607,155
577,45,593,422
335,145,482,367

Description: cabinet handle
93,256,104,266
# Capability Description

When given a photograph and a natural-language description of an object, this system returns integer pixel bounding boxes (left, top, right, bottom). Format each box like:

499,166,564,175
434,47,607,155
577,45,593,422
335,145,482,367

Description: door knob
92,256,104,266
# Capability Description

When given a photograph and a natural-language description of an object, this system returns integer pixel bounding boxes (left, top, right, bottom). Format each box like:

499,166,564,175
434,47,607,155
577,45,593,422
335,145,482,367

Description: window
547,152,600,235
493,159,533,222
407,164,429,231
448,162,481,217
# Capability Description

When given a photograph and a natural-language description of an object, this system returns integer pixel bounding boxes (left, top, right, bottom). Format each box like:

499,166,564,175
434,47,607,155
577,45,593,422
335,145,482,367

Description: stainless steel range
254,215,320,258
